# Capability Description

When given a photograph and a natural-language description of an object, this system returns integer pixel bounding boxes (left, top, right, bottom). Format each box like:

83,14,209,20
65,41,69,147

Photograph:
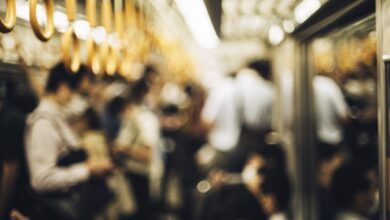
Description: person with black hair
331,162,377,220
113,74,162,220
102,96,127,144
314,74,349,145
25,62,114,219
0,79,37,220
233,59,276,171
78,107,135,220
260,171,291,220
66,64,94,120
197,143,287,220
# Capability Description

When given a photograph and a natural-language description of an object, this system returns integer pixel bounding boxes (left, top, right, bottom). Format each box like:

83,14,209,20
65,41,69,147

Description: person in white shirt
25,63,113,194
202,76,241,152
233,60,276,172
200,76,242,172
314,75,349,144
113,71,162,220
236,60,275,133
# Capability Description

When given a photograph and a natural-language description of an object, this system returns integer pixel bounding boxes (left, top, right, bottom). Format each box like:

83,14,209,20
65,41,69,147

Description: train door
292,0,377,219
377,0,390,219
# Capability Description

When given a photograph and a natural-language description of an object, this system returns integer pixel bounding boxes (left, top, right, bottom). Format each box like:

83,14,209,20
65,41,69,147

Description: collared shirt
202,77,241,151
314,75,348,144
25,99,89,192
236,69,275,131
115,105,161,175
269,212,288,220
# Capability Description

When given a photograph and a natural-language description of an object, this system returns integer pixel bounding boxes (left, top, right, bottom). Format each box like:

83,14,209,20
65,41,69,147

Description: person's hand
112,146,130,155
87,158,114,177
10,210,30,220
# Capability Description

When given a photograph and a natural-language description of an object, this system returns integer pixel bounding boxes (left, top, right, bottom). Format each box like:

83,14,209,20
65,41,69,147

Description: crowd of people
0,58,379,220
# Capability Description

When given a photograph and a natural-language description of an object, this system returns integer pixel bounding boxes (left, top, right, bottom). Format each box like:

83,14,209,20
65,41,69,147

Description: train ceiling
207,0,329,42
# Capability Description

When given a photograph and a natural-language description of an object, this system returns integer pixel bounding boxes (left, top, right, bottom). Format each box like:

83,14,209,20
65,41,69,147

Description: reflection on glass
311,17,379,220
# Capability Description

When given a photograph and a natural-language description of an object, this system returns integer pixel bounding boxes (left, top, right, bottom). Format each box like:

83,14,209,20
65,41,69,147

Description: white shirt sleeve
201,89,222,124
137,111,160,148
26,120,90,192
330,82,348,118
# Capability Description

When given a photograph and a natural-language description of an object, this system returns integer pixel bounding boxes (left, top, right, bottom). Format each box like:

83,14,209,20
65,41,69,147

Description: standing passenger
25,63,113,220
235,60,276,155
314,74,349,145
0,79,37,220
114,68,162,220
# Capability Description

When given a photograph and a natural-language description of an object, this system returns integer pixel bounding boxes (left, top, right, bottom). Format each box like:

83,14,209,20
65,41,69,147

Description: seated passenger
260,171,291,220
331,162,378,220
196,143,287,220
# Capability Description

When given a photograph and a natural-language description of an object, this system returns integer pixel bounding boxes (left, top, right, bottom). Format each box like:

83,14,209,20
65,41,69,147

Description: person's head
248,59,272,80
242,143,286,193
143,64,158,84
45,62,75,106
317,142,344,188
131,78,150,104
106,96,126,116
252,143,286,172
261,171,291,215
331,162,377,216
70,65,94,96
0,77,38,114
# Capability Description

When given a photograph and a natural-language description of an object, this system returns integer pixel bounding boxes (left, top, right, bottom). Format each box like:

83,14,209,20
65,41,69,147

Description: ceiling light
54,11,69,33
269,24,284,45
282,20,295,33
176,0,220,49
92,26,107,44
294,0,321,24
73,20,90,40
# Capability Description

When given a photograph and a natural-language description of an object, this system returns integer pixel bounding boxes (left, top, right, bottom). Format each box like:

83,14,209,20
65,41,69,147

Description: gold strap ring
86,34,103,74
0,0,16,33
29,0,55,41
102,42,118,75
61,25,81,73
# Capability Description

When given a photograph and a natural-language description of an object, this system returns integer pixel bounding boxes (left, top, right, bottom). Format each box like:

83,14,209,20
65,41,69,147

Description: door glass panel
310,17,379,220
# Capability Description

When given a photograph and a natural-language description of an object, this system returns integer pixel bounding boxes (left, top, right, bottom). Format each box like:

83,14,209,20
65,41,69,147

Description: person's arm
331,82,350,125
0,160,19,218
26,120,90,192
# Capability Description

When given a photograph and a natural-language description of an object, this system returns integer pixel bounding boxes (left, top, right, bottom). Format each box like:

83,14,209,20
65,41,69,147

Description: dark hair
317,142,341,162
83,107,102,130
131,79,150,103
107,96,126,115
248,60,272,80
331,162,371,209
0,79,15,103
0,79,38,114
69,64,93,91
143,65,157,79
161,104,179,116
45,62,73,93
253,143,286,171
261,171,291,211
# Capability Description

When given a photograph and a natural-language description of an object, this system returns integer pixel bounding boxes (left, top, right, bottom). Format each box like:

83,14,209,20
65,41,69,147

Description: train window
310,16,379,220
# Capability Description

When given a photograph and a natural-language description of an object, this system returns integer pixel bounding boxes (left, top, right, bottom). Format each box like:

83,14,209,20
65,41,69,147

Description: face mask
242,164,259,184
